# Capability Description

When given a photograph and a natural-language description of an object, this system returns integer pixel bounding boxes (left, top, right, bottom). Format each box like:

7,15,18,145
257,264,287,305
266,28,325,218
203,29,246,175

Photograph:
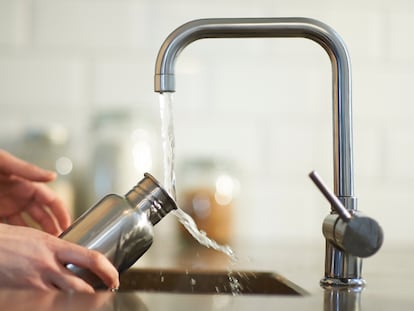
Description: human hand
0,149,71,235
0,224,119,293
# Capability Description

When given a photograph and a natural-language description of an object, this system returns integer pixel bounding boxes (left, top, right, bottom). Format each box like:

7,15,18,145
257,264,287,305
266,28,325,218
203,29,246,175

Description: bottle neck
125,173,177,225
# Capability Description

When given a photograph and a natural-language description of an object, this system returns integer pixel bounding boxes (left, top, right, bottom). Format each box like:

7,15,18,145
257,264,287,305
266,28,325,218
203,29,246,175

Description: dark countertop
2,239,413,310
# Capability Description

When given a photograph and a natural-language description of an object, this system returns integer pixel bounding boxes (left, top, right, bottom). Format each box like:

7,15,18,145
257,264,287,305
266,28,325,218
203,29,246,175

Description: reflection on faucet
324,287,362,311
153,18,382,287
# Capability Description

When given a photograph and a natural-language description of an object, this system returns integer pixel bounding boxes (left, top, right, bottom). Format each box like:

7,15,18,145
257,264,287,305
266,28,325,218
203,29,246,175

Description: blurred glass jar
16,125,75,219
89,109,161,206
178,158,239,245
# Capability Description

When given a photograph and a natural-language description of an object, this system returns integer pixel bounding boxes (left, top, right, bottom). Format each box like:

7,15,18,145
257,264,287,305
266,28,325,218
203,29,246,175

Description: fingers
56,243,119,290
24,204,61,236
42,196,71,232
49,270,95,293
32,183,71,232
6,213,27,227
7,183,71,235
0,149,56,182
0,149,70,233
3,176,71,232
4,187,70,235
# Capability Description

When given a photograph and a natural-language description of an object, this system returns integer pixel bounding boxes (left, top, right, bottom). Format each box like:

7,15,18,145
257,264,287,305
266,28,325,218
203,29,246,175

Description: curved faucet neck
154,17,354,200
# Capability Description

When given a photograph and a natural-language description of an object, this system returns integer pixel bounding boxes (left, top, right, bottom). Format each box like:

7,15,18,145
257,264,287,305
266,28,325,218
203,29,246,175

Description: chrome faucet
153,18,383,287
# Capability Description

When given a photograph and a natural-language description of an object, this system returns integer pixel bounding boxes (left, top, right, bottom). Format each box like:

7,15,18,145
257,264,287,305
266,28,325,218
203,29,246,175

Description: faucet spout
154,18,362,286
155,17,353,199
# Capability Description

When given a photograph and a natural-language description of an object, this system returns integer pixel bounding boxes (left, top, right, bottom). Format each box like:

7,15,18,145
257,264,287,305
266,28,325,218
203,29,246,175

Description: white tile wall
32,0,150,50
0,0,30,46
0,57,84,106
0,0,413,245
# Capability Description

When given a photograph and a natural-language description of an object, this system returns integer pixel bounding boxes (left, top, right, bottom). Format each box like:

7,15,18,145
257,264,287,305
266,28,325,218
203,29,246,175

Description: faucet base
320,276,366,288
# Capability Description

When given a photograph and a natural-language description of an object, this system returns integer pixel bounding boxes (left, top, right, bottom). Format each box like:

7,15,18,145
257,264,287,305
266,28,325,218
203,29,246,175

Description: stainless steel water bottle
59,173,177,289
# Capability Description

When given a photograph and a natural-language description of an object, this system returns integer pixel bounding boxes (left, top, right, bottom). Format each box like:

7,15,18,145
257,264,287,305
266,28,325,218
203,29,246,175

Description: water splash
159,93,237,262
228,274,243,296
173,208,235,258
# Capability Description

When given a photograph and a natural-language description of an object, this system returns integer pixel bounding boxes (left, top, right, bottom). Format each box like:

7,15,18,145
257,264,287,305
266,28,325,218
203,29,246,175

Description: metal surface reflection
324,287,362,311
0,290,147,311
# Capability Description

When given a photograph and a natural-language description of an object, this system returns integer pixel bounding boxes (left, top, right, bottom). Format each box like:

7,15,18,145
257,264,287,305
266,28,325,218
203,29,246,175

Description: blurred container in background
86,108,162,215
177,158,240,245
11,125,75,219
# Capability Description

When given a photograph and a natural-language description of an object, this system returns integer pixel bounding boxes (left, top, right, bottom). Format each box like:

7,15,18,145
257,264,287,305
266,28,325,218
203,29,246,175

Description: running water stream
159,93,236,260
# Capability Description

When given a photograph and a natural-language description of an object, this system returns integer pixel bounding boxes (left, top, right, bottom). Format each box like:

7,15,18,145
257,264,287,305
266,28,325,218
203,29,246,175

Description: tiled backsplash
0,0,413,244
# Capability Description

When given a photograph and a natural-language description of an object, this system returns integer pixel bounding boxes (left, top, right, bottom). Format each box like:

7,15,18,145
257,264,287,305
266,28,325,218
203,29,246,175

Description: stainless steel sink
119,268,307,295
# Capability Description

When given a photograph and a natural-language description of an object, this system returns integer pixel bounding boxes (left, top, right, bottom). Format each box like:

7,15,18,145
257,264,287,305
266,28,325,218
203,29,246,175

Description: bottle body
59,173,176,289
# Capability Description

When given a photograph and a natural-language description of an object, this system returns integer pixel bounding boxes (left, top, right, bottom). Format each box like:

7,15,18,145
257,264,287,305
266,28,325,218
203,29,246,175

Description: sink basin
119,268,307,296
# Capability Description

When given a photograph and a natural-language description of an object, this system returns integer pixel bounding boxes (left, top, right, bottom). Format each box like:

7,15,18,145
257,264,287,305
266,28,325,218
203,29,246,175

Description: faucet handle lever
309,170,352,221
309,170,384,258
